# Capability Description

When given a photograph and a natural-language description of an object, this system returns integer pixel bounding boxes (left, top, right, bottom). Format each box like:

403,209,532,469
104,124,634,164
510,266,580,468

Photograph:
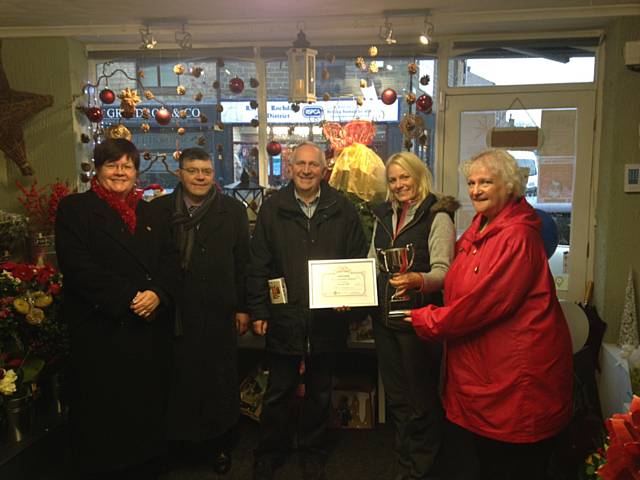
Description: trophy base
388,310,409,320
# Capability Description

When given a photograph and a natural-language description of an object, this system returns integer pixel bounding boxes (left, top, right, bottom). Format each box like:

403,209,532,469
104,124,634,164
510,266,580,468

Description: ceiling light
379,19,397,45
139,26,157,50
419,16,434,45
175,24,192,50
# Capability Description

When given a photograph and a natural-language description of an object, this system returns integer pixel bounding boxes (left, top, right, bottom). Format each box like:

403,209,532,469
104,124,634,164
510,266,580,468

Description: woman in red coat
408,149,573,480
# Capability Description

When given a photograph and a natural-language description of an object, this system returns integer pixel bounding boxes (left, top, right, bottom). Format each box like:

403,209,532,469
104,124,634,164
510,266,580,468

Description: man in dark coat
248,142,368,480
152,147,250,475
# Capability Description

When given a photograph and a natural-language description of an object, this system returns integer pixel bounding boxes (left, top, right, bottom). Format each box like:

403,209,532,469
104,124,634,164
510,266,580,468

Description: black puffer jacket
372,194,459,330
247,181,368,355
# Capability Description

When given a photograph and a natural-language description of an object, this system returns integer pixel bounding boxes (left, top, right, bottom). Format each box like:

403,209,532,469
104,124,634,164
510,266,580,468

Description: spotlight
140,26,157,49
175,25,192,50
419,16,434,45
379,19,397,45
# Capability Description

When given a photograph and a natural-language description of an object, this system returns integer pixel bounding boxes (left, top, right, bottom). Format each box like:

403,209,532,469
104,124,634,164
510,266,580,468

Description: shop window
448,39,597,87
96,58,258,192
262,56,438,187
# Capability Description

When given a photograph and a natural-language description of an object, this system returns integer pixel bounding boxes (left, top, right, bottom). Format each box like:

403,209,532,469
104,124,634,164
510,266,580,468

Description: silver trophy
376,243,415,302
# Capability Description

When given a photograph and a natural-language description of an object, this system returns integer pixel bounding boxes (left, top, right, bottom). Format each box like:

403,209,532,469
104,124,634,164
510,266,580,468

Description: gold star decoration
0,40,54,176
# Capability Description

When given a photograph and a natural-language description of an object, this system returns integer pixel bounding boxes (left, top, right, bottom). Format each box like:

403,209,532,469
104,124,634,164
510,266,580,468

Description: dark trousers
374,321,444,480
255,352,336,463
472,432,556,480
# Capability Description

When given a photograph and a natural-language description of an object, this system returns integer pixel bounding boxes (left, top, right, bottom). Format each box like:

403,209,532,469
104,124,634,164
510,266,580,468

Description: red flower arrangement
595,395,640,479
0,261,67,379
16,180,73,232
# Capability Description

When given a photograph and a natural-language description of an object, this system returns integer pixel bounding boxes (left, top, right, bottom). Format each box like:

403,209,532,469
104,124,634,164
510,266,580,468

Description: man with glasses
153,147,250,476
248,142,368,480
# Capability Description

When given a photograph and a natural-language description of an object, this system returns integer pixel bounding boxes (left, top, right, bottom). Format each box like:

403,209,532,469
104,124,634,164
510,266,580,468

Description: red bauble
416,94,433,113
99,88,116,104
381,88,397,106
154,107,172,126
229,77,245,94
85,107,104,123
266,141,282,156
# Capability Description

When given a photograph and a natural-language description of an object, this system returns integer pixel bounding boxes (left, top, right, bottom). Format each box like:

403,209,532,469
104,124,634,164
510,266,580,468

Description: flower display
16,180,73,232
0,261,67,375
0,368,17,396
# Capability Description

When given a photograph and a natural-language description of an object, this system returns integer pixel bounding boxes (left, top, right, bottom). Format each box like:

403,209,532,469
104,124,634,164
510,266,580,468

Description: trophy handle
375,248,389,273
405,243,415,271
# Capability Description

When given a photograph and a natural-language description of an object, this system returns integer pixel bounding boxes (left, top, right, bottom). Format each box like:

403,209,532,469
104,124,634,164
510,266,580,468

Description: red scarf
91,177,142,234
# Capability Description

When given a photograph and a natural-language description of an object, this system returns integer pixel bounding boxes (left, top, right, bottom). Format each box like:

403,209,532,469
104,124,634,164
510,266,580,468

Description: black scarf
170,183,217,271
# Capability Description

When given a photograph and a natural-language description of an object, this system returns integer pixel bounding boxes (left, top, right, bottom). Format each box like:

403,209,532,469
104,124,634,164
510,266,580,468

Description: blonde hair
385,152,433,203
461,149,526,198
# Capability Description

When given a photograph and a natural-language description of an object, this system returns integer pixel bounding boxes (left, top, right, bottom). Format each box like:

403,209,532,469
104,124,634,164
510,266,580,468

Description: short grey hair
461,149,526,198
290,141,326,168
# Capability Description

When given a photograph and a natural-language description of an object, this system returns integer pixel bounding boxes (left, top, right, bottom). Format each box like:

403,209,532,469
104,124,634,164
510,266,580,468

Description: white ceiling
0,0,639,49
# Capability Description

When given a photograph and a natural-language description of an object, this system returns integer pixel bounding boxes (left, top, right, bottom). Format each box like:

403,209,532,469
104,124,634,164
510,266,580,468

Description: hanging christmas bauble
322,92,331,101
143,151,152,160
199,113,208,123
194,92,203,102
213,80,220,89
85,107,104,123
141,123,151,133
419,74,431,86
99,88,116,104
381,88,397,105
416,94,433,113
291,103,300,113
80,161,93,172
141,108,151,119
80,171,92,183
80,133,91,144
173,64,186,75
154,107,172,126
190,67,203,78
179,109,188,119
369,45,378,57
266,141,282,156
197,136,206,146
216,104,224,113
229,77,245,94
250,78,260,88
405,93,416,105
177,127,186,136
408,63,418,75
250,100,258,109
250,119,259,127
176,85,186,95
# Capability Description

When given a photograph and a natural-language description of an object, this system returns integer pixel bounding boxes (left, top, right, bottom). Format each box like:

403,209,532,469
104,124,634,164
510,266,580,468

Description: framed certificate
308,258,378,309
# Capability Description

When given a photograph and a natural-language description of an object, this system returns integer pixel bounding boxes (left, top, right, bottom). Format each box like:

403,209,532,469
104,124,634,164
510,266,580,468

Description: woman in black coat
55,139,180,479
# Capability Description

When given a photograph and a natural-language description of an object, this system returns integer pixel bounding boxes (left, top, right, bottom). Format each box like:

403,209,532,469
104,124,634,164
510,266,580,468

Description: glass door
442,91,596,301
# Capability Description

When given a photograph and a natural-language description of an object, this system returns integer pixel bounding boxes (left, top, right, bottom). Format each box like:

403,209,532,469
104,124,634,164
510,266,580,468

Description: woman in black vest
371,152,458,480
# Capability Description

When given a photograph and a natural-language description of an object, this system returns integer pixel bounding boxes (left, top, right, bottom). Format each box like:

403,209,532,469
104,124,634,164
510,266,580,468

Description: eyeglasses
102,163,136,172
182,167,214,177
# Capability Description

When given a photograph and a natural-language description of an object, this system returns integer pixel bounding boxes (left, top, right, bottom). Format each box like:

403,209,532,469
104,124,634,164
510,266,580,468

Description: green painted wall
595,17,640,342
0,38,87,213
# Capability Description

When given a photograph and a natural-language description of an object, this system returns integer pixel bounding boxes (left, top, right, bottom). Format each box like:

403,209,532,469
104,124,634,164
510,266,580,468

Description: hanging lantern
287,29,317,103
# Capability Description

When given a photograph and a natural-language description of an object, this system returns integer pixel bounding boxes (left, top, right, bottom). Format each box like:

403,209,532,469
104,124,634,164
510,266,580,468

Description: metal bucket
5,393,34,443
42,373,68,415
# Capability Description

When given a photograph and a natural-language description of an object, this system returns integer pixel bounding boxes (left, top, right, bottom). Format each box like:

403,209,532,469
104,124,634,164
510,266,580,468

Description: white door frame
440,90,596,302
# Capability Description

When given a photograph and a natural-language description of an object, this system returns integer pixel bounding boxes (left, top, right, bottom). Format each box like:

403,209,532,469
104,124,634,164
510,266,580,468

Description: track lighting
379,19,397,45
419,16,434,45
139,26,157,50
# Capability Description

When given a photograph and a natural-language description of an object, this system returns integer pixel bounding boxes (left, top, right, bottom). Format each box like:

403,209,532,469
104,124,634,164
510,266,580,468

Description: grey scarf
171,183,216,271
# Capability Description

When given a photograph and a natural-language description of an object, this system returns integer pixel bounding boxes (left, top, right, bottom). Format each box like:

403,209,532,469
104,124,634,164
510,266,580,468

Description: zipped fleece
411,197,573,443
247,181,368,355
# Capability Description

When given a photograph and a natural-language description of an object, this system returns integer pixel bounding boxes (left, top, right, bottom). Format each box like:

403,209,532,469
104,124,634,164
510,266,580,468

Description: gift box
329,373,376,429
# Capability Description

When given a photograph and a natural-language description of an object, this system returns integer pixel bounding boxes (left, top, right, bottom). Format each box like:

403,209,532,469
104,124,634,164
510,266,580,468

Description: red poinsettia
597,395,640,479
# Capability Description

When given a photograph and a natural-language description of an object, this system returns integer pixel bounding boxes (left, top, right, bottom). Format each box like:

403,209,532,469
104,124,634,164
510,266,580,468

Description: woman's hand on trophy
389,272,424,296
253,319,268,336
403,311,413,323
